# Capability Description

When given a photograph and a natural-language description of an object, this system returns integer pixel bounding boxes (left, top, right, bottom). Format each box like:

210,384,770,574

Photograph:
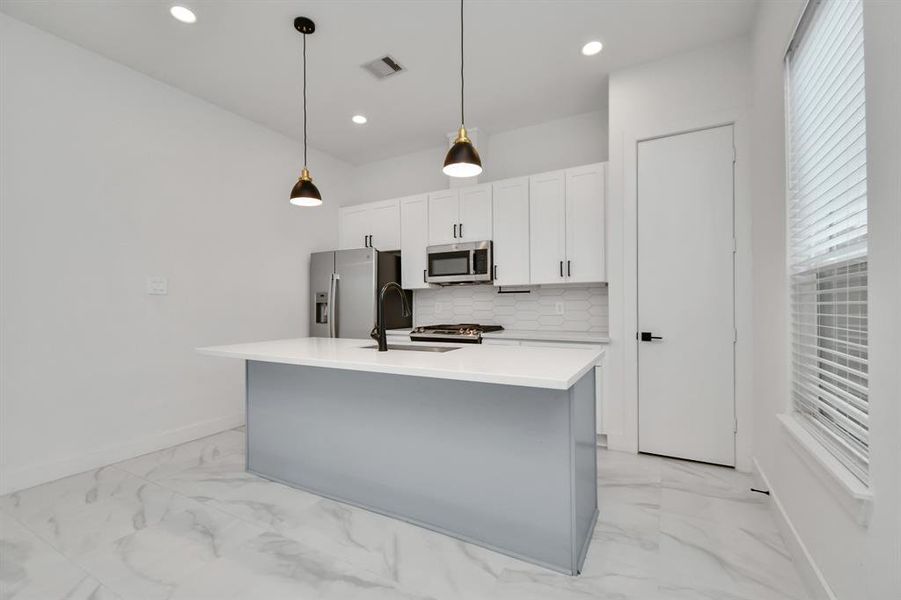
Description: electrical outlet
554,301,565,315
146,276,168,295
435,301,445,314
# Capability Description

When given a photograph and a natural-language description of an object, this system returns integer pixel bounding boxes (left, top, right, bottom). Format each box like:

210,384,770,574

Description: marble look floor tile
114,430,245,481
658,511,807,600
661,486,778,536
2,439,811,600
153,454,257,503
72,495,263,600
0,466,142,522
0,511,120,600
192,476,409,582
659,458,753,498
1,469,178,559
491,569,659,600
168,531,428,600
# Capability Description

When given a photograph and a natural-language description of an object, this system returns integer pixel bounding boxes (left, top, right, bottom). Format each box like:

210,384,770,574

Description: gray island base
245,360,598,575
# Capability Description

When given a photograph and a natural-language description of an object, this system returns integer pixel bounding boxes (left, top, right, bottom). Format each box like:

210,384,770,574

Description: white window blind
786,0,869,483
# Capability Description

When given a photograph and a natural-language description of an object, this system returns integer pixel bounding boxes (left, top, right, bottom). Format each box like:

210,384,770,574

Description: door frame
635,124,737,466
605,108,753,472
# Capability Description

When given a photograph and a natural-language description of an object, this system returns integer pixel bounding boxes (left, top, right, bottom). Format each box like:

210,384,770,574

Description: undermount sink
361,344,460,353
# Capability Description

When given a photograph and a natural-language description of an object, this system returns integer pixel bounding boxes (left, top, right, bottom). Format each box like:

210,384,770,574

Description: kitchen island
197,337,601,574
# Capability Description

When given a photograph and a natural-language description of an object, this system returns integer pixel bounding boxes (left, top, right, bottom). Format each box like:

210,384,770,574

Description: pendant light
443,0,482,178
290,17,322,207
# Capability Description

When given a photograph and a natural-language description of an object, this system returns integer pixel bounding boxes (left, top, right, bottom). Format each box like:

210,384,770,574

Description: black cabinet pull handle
453,224,458,238
639,332,663,342
559,260,564,277
423,269,427,283
459,223,463,238
493,265,497,279
567,260,571,277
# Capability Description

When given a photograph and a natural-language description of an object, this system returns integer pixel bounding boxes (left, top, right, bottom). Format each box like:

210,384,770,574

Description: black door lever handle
639,332,663,342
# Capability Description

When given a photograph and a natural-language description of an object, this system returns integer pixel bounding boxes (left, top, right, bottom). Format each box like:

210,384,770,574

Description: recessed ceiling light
170,6,197,24
581,41,603,56
351,115,368,125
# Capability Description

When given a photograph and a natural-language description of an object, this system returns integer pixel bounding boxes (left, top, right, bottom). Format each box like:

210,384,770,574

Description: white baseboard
752,457,837,600
0,412,245,495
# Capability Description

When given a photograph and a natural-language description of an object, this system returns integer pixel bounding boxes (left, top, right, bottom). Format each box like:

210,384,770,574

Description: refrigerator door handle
328,273,339,338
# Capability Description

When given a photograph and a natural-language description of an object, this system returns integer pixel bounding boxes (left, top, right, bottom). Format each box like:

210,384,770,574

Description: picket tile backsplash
413,285,608,333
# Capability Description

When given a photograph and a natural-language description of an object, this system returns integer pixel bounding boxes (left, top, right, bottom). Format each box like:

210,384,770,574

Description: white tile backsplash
413,285,608,333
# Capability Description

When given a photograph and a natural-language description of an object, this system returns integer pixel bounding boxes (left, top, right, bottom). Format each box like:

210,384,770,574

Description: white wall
749,2,901,599
346,110,608,204
0,15,350,494
605,38,753,468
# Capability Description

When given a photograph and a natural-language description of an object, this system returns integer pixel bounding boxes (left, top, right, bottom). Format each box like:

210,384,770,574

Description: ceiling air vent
362,55,405,80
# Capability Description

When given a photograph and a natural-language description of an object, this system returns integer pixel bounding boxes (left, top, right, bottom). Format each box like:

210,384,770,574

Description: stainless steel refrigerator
309,249,411,339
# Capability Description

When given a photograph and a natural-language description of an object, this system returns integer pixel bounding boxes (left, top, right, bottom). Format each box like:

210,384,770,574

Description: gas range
409,323,504,344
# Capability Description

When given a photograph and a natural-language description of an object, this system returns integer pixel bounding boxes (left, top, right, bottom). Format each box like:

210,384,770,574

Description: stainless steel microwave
426,241,493,285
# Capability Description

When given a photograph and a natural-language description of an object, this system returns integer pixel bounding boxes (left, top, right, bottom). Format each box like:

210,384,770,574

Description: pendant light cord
460,0,465,126
303,32,308,167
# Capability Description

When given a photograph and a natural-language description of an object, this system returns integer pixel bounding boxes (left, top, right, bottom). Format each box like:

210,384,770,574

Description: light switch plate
554,302,565,315
146,276,168,295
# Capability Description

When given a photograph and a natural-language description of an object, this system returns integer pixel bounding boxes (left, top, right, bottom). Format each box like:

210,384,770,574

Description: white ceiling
0,0,758,165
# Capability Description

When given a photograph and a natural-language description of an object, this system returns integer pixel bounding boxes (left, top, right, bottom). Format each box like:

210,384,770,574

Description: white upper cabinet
428,185,492,245
565,163,606,283
529,170,568,284
458,184,493,241
491,177,530,286
427,190,459,245
339,199,400,250
339,205,370,250
369,200,401,251
529,163,606,285
399,194,430,290
338,161,606,288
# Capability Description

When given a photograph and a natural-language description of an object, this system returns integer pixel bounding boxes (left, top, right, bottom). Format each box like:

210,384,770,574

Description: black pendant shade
443,128,482,178
290,17,321,207
290,168,322,207
443,0,482,178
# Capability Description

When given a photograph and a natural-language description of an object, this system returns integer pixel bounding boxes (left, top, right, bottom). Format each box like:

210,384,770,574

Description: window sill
778,414,873,527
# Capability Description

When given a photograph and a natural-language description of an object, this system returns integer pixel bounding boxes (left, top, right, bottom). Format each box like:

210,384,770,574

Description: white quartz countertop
387,328,610,344
197,337,602,390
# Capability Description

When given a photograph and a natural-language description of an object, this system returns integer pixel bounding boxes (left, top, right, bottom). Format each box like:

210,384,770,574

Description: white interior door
637,125,735,467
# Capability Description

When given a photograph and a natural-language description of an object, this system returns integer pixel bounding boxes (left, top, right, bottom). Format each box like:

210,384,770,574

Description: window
786,0,869,483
